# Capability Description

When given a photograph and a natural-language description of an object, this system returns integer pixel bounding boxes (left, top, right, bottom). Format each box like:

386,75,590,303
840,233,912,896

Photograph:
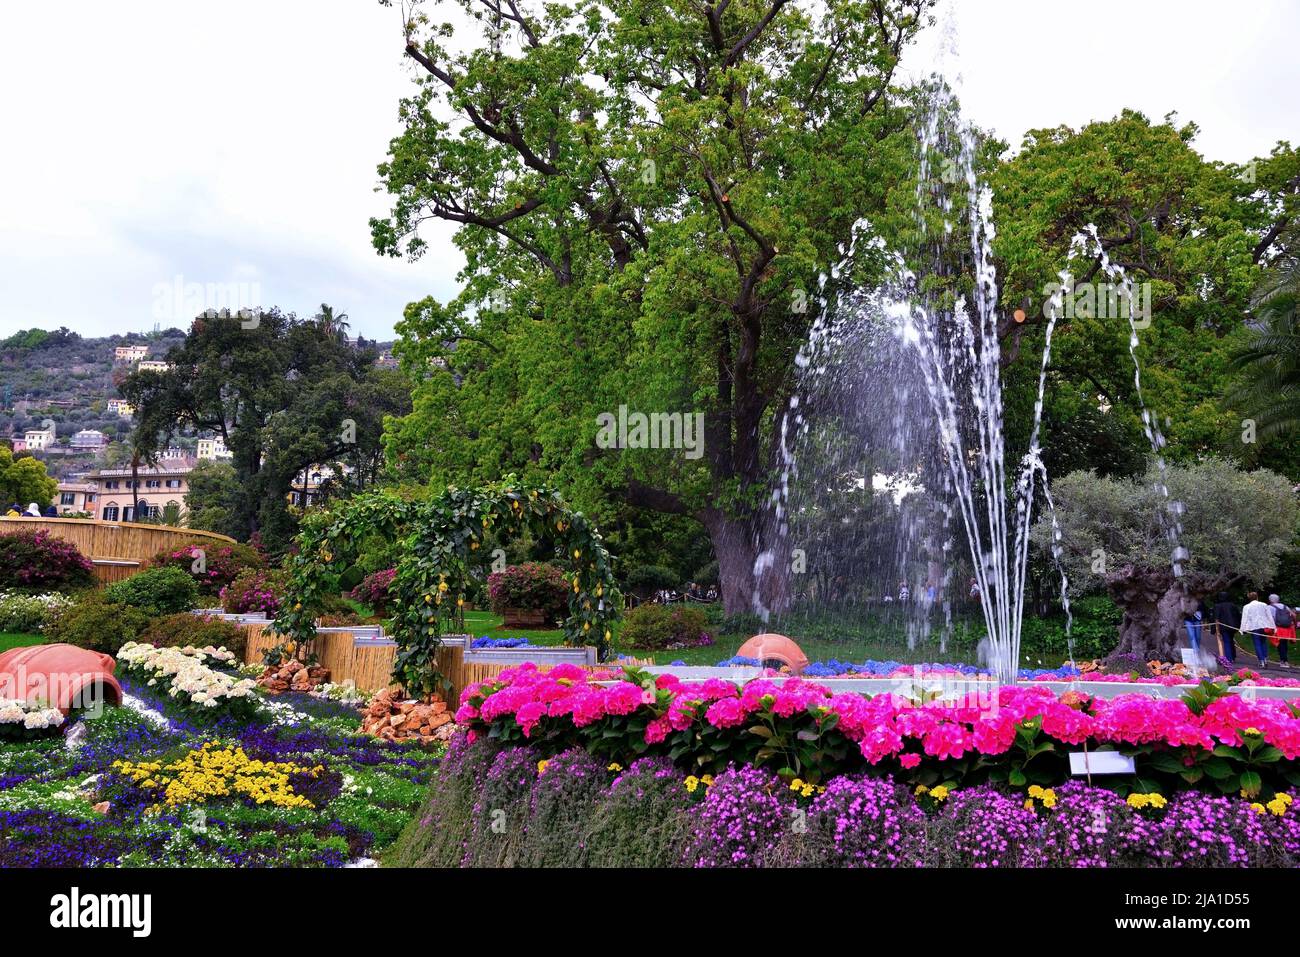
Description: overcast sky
1,0,1296,341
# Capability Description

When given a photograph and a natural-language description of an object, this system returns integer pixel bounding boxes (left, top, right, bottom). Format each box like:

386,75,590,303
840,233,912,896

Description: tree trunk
700,510,792,619
1106,564,1225,661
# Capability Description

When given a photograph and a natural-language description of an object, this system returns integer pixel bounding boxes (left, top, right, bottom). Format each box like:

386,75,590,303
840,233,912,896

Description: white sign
1069,751,1136,775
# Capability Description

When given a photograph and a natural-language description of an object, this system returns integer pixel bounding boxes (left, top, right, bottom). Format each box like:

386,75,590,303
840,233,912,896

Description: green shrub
691,560,720,587
46,595,151,654
620,603,712,650
104,566,199,616
625,564,681,596
141,613,247,659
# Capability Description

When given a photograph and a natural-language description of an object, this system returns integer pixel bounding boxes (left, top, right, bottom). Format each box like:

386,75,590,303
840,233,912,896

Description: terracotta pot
0,643,122,713
736,633,810,674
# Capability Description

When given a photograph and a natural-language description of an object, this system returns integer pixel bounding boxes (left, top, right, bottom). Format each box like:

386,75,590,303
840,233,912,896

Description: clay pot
735,633,810,674
0,643,122,713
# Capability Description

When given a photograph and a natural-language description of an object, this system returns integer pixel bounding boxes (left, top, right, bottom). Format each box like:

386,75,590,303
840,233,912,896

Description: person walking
1210,592,1240,663
1241,591,1277,668
1269,594,1294,669
1183,598,1207,654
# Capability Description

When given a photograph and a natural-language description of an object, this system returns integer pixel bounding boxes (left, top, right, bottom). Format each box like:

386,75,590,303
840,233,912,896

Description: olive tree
1036,458,1298,659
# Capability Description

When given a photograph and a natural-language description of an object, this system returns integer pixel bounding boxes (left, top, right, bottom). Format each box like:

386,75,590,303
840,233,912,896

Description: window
166,479,181,489
60,492,76,505
145,480,161,489
102,506,119,521
105,480,119,490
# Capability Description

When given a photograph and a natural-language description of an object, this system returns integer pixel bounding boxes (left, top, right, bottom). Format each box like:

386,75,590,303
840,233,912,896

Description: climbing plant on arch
273,479,623,695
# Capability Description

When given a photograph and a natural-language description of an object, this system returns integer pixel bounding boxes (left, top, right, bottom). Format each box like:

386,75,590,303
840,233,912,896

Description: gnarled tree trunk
700,509,792,619
1106,564,1230,661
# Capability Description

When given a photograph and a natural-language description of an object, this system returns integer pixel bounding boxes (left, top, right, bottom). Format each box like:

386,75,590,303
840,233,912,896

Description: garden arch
275,479,622,695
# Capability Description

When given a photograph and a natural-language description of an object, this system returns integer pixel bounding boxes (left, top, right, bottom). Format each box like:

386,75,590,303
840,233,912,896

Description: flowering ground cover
389,735,1300,867
0,654,441,867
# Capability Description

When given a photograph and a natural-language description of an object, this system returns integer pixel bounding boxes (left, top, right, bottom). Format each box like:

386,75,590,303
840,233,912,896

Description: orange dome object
0,643,121,713
736,633,809,674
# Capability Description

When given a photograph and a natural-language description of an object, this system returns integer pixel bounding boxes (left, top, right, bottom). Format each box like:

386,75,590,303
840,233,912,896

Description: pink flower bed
455,663,1300,796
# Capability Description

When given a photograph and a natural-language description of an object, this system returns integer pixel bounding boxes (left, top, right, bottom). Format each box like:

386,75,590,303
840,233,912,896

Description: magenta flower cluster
457,663,1300,767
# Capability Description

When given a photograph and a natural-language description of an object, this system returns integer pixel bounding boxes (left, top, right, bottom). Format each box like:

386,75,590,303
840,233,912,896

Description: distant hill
0,326,395,479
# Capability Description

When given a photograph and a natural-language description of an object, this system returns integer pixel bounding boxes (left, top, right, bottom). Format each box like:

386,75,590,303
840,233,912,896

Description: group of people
2,502,56,517
1195,592,1296,669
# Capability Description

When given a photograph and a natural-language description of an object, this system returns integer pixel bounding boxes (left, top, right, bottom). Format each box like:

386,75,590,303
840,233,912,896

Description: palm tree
314,304,351,343
1230,232,1300,438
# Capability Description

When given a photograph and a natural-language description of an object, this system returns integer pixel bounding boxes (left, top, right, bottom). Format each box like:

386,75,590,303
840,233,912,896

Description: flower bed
0,590,74,634
388,736,1300,867
0,697,65,740
115,642,259,719
0,675,442,866
456,664,1300,798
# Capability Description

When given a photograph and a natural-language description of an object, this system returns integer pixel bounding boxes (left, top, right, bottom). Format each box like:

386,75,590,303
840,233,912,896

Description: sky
1,0,1296,341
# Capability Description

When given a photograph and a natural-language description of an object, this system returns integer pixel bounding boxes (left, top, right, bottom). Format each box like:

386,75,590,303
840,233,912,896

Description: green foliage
104,566,199,616
46,595,151,654
0,591,74,634
119,308,411,554
0,446,57,508
620,603,710,650
1036,458,1299,594
181,461,245,541
625,564,682,595
375,0,933,610
277,480,623,694
141,613,247,659
992,114,1298,468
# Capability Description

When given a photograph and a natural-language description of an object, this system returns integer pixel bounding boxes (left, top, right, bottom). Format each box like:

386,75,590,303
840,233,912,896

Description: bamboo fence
238,621,651,703
0,516,236,582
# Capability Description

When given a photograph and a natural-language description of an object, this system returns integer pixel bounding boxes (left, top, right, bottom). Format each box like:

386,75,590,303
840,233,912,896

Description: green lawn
457,610,973,667
0,632,43,653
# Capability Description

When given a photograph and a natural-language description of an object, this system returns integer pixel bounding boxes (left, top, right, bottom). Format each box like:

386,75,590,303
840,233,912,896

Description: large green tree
374,0,933,614
121,307,410,552
991,114,1300,471
0,446,57,508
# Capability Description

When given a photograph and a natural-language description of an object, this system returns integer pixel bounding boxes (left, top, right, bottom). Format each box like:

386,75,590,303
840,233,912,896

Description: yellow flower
607,763,622,773
1267,799,1288,816
790,778,805,791
700,775,714,787
1244,727,1262,737
1277,792,1294,806
684,775,700,793
914,784,929,795
929,785,950,801
1028,785,1045,799
800,784,815,798
1251,803,1267,815
536,760,549,775
1024,798,1035,811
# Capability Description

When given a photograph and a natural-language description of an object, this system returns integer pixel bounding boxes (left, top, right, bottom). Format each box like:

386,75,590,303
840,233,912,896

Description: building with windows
114,345,150,362
55,482,97,514
196,436,232,461
136,359,170,372
106,398,134,417
69,429,108,452
22,428,55,451
82,458,195,523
